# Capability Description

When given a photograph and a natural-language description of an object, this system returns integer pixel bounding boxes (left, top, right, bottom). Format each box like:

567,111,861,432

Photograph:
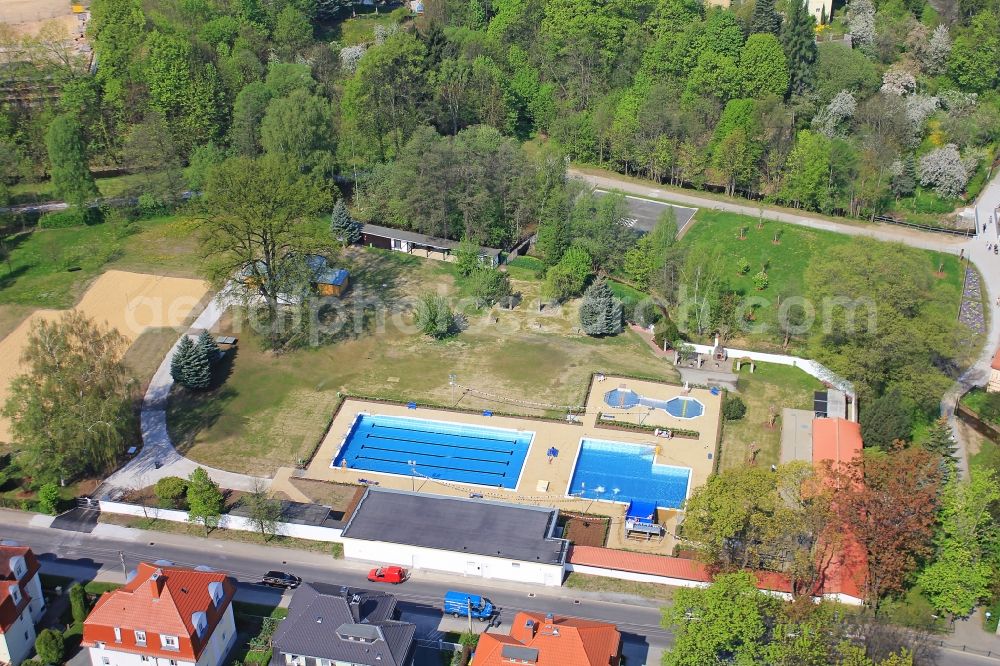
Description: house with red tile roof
472,611,621,666
989,346,1000,392
811,417,867,604
0,543,46,666
83,563,237,666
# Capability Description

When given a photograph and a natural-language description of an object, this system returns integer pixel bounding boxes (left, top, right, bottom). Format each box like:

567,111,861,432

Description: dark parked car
261,571,301,589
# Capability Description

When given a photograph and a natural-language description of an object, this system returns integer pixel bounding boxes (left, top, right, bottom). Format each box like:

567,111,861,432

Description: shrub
752,270,769,290
653,316,681,350
38,209,85,229
737,256,751,274
414,293,456,339
723,395,747,421
469,266,511,307
69,584,88,624
155,476,188,508
37,483,61,515
34,629,65,665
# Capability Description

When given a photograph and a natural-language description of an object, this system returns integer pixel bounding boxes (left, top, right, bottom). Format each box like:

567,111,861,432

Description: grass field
0,214,199,309
564,572,676,601
677,209,968,352
9,173,156,205
719,363,824,470
323,9,404,45
167,248,681,475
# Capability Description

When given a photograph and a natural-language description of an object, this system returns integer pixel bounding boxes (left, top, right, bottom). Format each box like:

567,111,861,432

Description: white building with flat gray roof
340,488,570,587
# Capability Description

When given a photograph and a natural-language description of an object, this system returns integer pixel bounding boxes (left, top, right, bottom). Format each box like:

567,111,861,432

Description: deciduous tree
44,114,97,207
199,154,332,348
3,312,135,484
244,479,282,540
826,445,942,608
186,467,224,534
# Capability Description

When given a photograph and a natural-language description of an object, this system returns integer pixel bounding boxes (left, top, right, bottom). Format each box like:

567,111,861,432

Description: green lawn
0,214,199,309
677,209,968,352
720,362,824,470
564,572,676,601
8,173,154,205
167,247,680,475
962,388,1000,426
325,10,405,46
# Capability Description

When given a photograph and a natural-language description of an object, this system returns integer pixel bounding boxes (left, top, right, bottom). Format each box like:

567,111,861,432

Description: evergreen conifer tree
196,330,221,366
185,339,212,390
781,0,818,95
330,199,361,245
579,279,624,336
924,417,959,465
170,335,195,386
750,0,782,35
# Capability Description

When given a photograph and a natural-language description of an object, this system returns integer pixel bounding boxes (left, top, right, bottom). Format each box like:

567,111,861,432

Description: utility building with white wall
340,488,569,587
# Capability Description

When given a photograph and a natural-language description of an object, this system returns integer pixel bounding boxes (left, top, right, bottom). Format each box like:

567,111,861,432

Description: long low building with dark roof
340,488,569,586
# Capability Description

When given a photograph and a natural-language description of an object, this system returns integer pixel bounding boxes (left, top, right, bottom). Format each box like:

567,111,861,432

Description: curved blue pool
332,414,533,488
604,388,640,409
568,439,691,509
664,396,704,419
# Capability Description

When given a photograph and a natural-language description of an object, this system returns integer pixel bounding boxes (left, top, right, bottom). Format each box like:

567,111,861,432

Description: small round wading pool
604,388,641,409
664,396,704,419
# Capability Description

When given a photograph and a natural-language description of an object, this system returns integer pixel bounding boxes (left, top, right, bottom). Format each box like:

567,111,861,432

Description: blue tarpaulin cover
626,500,658,523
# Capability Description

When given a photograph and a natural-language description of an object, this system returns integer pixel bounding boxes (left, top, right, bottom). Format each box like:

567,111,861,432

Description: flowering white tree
812,90,857,137
881,65,917,96
373,24,399,46
339,45,366,73
847,0,877,52
904,94,939,138
918,144,968,198
924,25,951,75
938,89,977,114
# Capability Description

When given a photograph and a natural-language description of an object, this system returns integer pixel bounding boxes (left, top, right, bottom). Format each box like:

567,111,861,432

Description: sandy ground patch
0,270,209,442
0,0,70,23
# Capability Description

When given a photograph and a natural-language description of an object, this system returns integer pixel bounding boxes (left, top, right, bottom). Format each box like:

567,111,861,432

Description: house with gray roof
270,583,415,666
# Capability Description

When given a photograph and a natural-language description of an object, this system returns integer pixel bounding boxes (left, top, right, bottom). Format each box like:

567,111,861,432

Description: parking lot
594,189,698,236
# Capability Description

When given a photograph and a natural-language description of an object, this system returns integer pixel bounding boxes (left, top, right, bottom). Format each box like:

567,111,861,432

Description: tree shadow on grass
166,384,238,458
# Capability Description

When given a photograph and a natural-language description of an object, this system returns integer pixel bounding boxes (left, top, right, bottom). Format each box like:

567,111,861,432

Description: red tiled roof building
0,543,45,666
472,612,621,666
83,563,237,666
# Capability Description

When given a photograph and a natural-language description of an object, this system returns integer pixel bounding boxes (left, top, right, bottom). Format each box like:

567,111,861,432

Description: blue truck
443,590,495,621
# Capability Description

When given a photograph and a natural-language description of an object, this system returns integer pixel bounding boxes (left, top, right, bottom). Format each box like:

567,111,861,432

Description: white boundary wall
342,538,565,587
98,501,343,542
690,344,855,397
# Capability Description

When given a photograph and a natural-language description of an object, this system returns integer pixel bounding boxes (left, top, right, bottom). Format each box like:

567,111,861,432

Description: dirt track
0,270,209,443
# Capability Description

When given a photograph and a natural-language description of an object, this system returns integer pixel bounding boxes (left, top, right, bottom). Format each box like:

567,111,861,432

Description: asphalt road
3,518,670,665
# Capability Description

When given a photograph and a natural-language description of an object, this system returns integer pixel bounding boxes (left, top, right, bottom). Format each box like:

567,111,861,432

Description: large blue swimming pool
332,414,533,488
568,439,691,509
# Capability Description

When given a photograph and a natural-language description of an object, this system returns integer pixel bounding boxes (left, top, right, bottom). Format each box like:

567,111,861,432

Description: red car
367,566,407,584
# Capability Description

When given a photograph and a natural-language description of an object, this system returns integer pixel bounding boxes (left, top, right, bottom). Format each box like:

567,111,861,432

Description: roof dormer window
207,581,224,606
9,584,21,605
10,556,25,579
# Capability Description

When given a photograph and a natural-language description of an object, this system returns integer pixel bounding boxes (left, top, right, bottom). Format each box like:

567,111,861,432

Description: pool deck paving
295,376,721,555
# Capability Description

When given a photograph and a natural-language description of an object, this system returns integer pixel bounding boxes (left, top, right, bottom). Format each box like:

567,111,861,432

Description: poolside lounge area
298,376,721,554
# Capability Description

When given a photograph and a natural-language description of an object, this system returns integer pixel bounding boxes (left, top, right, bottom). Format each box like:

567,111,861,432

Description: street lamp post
408,460,417,492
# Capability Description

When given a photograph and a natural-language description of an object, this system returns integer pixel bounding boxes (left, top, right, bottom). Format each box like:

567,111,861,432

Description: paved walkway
570,168,1000,477
104,288,268,494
